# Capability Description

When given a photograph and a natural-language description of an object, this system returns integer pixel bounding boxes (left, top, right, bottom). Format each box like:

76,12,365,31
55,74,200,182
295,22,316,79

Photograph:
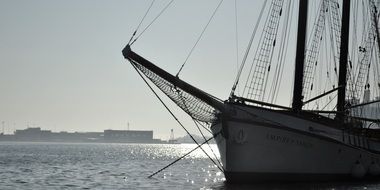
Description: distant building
0,133,14,141
104,129,154,143
15,127,52,141
0,127,163,144
12,127,103,142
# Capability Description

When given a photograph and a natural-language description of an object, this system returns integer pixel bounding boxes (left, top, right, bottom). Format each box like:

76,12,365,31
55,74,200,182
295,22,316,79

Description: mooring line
148,133,219,178
192,120,224,170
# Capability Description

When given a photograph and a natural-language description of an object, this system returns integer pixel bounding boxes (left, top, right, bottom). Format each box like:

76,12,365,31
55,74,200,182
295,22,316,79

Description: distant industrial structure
0,127,163,143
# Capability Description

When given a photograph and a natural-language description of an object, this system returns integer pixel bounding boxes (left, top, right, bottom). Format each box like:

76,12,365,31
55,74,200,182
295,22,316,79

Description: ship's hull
211,103,380,183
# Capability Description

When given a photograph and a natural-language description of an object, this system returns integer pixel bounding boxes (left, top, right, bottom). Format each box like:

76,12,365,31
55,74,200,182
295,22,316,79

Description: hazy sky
0,0,304,139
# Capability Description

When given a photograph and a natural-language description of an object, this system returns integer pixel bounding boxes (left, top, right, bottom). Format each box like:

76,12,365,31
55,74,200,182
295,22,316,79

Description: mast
292,0,308,112
336,0,351,120
373,5,380,61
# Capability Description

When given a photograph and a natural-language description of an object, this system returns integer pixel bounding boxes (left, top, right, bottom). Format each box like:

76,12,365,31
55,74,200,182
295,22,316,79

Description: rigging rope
302,0,328,106
269,0,292,104
176,0,224,77
177,93,224,170
192,120,223,170
128,0,155,44
234,0,239,75
242,0,284,101
130,0,175,45
230,0,268,97
129,60,224,173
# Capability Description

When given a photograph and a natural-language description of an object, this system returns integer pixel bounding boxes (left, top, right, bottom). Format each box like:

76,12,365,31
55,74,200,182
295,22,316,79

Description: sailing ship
123,0,380,182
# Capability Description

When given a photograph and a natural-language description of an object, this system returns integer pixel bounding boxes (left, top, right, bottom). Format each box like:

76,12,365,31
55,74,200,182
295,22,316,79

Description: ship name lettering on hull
266,133,313,148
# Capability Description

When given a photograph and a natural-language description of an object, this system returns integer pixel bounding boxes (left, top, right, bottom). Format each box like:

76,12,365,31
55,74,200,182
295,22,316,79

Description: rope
130,0,174,45
129,60,224,173
128,0,155,44
192,120,224,170
234,0,239,89
230,0,268,97
176,92,224,170
176,0,224,77
272,0,293,104
148,133,219,178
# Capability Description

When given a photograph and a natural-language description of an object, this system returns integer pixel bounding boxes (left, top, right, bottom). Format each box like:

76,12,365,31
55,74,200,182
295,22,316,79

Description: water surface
1,142,380,189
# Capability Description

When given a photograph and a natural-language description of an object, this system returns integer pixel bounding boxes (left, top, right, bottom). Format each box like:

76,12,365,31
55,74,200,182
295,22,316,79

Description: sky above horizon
0,0,304,140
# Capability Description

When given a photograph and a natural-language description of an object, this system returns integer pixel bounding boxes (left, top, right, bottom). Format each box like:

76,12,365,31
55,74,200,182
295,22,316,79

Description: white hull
211,104,380,182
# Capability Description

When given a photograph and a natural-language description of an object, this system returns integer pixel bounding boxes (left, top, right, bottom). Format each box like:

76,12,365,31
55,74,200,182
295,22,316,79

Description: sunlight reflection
120,143,220,160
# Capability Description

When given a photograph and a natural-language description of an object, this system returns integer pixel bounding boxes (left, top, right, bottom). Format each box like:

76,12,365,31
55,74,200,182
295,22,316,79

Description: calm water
1,142,380,189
